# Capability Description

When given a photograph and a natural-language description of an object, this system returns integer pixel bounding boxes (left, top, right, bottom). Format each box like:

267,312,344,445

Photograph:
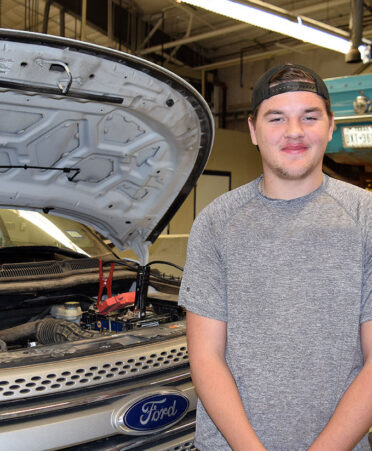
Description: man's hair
250,64,333,125
270,66,314,84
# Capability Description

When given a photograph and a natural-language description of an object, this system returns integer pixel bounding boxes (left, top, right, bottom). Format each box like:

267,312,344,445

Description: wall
168,127,262,234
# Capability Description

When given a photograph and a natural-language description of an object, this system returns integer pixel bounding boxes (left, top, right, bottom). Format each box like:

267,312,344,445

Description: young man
178,63,372,450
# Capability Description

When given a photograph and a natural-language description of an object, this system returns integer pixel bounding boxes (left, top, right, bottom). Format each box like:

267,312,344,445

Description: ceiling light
179,0,361,55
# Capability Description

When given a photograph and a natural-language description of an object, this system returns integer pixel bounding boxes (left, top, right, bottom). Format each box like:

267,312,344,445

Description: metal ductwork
346,0,363,63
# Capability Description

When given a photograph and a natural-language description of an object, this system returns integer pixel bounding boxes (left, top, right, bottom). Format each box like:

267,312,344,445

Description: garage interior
0,0,371,267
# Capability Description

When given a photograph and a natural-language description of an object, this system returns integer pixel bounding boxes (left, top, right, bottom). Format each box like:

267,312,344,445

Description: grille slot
0,337,188,401
167,441,196,451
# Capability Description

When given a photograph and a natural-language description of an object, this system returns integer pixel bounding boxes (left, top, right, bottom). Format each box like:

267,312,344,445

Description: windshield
0,209,112,257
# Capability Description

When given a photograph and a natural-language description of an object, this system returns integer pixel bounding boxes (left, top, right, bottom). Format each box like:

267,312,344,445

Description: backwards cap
251,63,330,112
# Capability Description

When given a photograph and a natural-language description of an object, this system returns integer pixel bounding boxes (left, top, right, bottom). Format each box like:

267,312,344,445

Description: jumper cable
96,259,115,308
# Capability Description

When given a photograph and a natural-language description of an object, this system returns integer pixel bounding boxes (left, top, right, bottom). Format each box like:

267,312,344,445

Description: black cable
148,272,181,283
102,259,138,271
102,258,183,273
148,260,184,272
101,259,182,283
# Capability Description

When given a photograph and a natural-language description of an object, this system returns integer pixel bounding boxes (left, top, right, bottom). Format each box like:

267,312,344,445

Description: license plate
341,125,372,148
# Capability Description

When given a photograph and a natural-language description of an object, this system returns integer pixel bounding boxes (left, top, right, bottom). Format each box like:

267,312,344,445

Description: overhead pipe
164,13,193,64
346,0,364,62
42,0,52,34
59,7,65,37
140,0,351,57
201,70,206,98
239,47,255,88
108,0,113,42
80,0,87,41
139,16,163,50
221,83,227,129
139,23,249,55
42,0,65,36
195,43,312,71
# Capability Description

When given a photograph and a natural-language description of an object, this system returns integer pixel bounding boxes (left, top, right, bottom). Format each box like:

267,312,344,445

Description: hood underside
0,29,214,261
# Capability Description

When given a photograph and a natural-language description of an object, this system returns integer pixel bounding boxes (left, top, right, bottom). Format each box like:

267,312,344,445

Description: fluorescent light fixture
179,0,360,55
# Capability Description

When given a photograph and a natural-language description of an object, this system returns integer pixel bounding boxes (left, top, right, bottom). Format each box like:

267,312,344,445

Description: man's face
248,91,334,182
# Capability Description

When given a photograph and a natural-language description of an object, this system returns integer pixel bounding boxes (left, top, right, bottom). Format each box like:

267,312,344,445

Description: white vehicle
0,29,213,450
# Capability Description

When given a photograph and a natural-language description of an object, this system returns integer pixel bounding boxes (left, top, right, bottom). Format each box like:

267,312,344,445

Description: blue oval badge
122,393,189,432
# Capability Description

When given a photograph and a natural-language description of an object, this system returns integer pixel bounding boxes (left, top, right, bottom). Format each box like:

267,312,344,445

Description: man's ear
328,115,335,142
248,117,258,145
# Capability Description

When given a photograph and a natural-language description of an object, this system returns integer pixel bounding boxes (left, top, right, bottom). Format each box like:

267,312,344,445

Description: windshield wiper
0,246,88,259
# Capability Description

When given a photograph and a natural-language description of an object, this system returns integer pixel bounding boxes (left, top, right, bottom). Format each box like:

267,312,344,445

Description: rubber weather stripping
0,80,123,104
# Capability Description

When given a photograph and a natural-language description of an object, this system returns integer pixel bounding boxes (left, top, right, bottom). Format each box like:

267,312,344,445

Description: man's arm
309,321,372,451
187,311,266,451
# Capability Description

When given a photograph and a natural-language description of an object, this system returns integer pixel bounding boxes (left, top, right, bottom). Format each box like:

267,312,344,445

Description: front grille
0,336,188,401
62,413,196,451
0,370,196,451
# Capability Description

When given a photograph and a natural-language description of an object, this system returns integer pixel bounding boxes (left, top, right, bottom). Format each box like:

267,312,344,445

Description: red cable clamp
96,259,115,308
97,291,136,314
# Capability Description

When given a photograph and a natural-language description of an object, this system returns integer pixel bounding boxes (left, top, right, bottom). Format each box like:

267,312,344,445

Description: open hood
0,29,214,262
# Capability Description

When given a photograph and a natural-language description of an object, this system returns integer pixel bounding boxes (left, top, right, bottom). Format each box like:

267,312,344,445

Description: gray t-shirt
179,174,372,451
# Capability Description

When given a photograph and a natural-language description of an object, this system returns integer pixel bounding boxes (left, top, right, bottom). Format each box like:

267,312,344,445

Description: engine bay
0,257,183,353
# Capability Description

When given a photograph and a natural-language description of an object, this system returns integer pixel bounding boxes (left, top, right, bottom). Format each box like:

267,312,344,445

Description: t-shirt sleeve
178,207,227,322
360,197,372,323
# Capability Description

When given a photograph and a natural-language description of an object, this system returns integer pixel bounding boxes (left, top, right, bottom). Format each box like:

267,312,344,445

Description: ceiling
2,0,372,125
2,0,372,72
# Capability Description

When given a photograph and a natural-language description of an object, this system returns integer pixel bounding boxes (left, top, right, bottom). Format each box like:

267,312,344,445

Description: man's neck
260,172,323,200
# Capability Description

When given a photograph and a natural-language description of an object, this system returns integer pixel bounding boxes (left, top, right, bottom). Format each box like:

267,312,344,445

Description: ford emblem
112,389,189,435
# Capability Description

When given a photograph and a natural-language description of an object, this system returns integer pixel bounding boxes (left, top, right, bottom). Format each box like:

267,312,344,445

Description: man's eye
304,116,317,121
268,117,283,122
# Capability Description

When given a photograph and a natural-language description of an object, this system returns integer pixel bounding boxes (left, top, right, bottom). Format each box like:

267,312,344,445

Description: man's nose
285,118,305,138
